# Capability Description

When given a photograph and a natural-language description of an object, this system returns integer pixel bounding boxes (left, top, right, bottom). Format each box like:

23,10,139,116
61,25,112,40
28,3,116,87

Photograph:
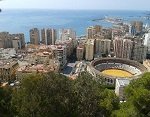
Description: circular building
90,58,147,85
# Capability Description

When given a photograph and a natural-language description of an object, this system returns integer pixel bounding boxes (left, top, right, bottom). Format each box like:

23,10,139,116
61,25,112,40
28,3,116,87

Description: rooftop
117,78,130,86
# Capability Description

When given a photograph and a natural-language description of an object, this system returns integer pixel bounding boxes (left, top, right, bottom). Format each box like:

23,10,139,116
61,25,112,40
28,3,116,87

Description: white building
115,79,130,101
85,39,94,61
59,29,76,41
0,48,16,59
144,32,150,54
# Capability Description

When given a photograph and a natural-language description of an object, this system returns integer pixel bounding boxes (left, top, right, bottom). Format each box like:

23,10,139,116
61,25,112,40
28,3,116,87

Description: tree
73,72,103,117
12,72,78,117
0,86,13,117
11,72,119,117
99,89,119,116
112,72,150,117
73,72,119,117
111,102,138,117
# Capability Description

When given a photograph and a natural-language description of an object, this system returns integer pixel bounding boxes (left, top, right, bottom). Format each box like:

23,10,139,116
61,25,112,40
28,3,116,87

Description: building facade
131,21,143,33
95,39,111,57
144,32,150,54
76,45,84,61
87,26,101,39
30,28,40,45
113,37,133,59
59,29,76,41
133,43,146,63
0,60,18,82
51,45,67,70
41,28,57,45
0,32,12,48
85,39,94,61
11,33,25,49
115,79,130,101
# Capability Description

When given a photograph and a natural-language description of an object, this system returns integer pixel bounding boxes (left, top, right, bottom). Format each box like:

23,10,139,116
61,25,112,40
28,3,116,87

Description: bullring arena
89,58,147,85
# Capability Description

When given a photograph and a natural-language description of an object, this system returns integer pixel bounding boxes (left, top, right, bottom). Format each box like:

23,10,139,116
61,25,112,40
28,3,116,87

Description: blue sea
0,9,149,42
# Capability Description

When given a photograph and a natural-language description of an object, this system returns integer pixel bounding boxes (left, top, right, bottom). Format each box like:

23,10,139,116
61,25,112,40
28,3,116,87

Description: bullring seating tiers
95,63,141,76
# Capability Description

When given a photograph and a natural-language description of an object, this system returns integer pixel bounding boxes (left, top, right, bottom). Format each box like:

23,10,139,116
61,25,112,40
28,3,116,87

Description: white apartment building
85,39,94,61
59,29,76,41
144,32,150,54
115,79,130,101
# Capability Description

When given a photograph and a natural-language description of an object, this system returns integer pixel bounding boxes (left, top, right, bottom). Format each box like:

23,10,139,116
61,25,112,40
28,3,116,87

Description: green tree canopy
11,72,119,117
0,86,13,117
12,72,78,117
73,72,119,117
113,72,150,117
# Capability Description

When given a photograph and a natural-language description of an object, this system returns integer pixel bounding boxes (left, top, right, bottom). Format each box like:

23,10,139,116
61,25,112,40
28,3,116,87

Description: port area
92,16,123,24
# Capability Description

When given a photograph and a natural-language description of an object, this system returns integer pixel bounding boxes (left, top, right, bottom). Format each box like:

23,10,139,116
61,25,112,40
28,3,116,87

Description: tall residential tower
41,28,57,45
30,28,40,45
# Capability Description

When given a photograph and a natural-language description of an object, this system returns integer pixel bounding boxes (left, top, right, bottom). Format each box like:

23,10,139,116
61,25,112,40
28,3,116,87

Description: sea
0,9,149,42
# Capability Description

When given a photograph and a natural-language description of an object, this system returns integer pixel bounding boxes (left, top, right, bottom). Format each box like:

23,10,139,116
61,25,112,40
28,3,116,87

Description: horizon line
1,8,150,11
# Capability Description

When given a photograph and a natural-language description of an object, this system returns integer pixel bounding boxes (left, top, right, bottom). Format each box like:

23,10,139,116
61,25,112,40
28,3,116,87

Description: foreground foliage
11,72,119,117
1,72,150,117
113,72,150,117
0,86,13,117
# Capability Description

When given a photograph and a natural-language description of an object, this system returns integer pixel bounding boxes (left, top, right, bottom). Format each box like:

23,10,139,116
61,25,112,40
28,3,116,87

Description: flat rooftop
117,78,130,86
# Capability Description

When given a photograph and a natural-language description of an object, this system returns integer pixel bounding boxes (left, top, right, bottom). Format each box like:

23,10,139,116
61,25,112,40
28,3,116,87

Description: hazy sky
0,0,150,10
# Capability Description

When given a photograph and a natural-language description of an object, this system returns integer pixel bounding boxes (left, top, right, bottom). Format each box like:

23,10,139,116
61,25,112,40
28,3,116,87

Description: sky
0,0,150,10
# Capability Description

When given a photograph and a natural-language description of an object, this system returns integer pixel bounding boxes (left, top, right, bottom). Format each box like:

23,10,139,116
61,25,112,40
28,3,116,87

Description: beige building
11,33,25,49
0,32,25,49
41,28,57,45
113,37,133,59
51,45,67,70
123,39,133,59
95,39,111,57
143,60,150,71
17,48,60,80
86,25,102,39
17,63,59,81
55,38,75,58
76,45,84,61
112,29,124,39
131,21,143,33
101,28,112,39
133,43,146,63
85,39,94,61
12,37,21,50
30,28,40,45
0,32,12,48
41,28,47,44
0,60,18,82
25,44,67,70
